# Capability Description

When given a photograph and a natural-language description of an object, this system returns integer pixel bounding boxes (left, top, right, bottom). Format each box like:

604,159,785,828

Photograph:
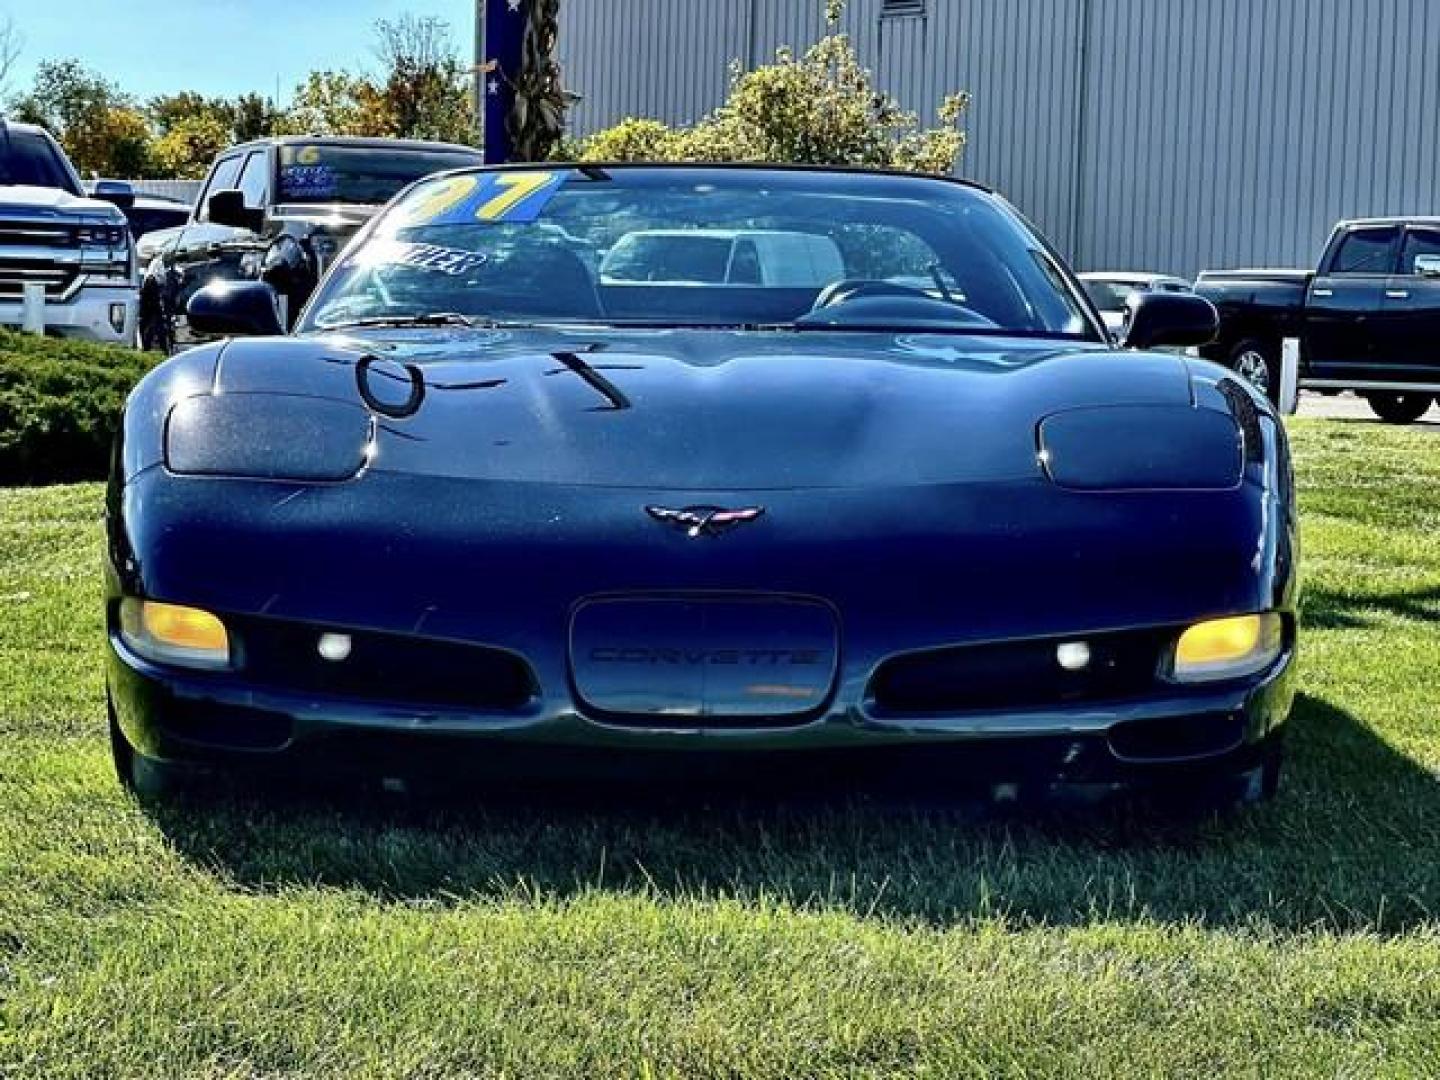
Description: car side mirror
207,189,260,232
187,281,285,338
1414,254,1440,278
1121,291,1219,350
92,179,135,210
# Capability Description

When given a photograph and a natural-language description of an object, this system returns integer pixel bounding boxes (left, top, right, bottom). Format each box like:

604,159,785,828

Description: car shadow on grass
141,690,1440,935
1303,584,1440,630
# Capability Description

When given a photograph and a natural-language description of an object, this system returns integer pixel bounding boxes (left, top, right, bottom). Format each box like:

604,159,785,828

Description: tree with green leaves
279,71,388,138
372,14,473,143
148,91,282,153
231,93,284,143
152,114,232,179
281,16,473,144
9,59,158,177
148,91,230,137
6,13,473,178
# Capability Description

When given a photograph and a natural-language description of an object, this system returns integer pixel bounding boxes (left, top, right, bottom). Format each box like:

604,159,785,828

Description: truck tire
138,296,175,356
1227,338,1278,402
1364,391,1434,424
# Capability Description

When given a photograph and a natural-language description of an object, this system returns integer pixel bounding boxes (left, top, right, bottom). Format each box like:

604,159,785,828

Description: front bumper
0,281,138,344
104,450,1299,787
107,625,1297,787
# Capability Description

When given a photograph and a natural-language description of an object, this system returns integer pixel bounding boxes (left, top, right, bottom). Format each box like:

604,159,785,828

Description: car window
729,239,763,284
0,131,81,195
196,155,243,222
1398,229,1440,276
236,151,270,210
1330,227,1401,275
602,234,734,283
275,144,482,205
1083,281,1138,311
126,207,188,238
303,168,1096,338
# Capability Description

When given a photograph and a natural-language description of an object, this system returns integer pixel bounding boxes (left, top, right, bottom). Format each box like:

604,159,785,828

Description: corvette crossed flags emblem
644,505,766,539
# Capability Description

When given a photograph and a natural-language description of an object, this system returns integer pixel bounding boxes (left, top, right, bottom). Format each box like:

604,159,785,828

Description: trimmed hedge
0,330,161,486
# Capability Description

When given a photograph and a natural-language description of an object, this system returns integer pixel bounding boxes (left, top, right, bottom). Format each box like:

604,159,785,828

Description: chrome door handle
1312,289,1334,298
1386,289,1410,299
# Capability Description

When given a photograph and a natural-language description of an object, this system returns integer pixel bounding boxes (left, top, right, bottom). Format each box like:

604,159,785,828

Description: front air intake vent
868,629,1173,716
235,617,538,712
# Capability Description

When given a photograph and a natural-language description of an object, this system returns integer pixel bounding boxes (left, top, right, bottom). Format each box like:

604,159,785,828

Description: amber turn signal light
1170,613,1282,683
119,599,231,670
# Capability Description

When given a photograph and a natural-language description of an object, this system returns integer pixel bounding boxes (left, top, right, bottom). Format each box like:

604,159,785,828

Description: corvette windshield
303,167,1096,337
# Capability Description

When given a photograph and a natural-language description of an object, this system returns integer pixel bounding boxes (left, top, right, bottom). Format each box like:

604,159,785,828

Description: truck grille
0,222,77,247
0,259,78,300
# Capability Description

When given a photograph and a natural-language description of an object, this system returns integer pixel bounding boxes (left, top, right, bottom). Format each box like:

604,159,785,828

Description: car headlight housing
119,599,231,670
1166,613,1283,683
165,394,373,481
1038,405,1243,491
77,223,127,246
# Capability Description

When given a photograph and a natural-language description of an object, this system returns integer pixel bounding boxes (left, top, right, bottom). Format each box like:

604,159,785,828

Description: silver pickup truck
0,121,138,344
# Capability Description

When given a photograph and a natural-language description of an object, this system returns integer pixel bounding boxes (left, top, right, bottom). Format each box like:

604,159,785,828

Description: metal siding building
555,0,1440,277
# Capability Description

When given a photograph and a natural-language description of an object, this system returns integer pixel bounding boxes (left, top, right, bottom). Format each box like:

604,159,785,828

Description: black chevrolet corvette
104,164,1298,804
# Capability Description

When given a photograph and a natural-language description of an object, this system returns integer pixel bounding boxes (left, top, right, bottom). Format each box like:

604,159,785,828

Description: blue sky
3,0,478,102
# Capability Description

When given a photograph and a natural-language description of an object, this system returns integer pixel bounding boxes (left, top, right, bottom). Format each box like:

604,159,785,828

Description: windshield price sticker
279,145,326,166
363,240,489,277
280,164,339,199
395,170,567,227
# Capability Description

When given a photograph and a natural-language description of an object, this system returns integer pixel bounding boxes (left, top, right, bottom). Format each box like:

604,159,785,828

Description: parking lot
1298,391,1440,427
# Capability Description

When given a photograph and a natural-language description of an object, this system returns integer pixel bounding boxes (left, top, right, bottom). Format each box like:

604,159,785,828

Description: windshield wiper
782,322,1089,339
322,312,489,330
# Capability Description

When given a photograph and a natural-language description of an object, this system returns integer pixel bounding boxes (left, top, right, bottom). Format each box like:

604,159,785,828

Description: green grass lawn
2,420,1438,1077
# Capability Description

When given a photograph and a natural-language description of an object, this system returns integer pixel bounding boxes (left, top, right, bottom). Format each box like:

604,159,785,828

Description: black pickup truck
139,135,482,353
1196,218,1440,422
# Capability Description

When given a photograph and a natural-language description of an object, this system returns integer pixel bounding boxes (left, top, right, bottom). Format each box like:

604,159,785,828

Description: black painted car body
138,136,483,353
107,165,1297,803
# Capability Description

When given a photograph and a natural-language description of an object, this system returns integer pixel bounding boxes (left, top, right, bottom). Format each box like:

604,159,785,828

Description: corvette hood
207,328,1196,490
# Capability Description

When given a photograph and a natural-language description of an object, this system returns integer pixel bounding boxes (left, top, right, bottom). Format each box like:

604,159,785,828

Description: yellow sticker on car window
395,170,566,227
473,172,562,221
396,175,481,226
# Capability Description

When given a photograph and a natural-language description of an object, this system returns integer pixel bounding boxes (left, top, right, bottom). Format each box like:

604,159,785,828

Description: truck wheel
1364,392,1434,424
1228,338,1277,402
138,298,175,356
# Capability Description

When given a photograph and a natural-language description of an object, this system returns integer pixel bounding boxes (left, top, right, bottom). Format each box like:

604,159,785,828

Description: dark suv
139,136,483,352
